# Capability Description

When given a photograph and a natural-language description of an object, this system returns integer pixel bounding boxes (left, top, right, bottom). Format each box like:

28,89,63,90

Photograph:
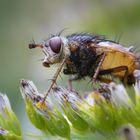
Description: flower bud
53,86,90,133
0,128,23,140
20,79,70,139
0,93,22,136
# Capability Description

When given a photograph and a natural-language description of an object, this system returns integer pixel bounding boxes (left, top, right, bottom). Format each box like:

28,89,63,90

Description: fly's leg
68,75,79,91
97,76,113,84
42,58,67,102
122,70,129,85
68,79,73,91
92,53,106,83
127,74,135,85
99,66,128,85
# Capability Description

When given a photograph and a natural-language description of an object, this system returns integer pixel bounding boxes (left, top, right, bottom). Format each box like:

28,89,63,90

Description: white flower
109,82,131,108
0,93,12,117
52,86,82,109
133,70,140,97
0,128,8,135
20,79,41,102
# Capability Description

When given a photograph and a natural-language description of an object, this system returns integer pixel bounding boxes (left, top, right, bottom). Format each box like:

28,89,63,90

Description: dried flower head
20,79,70,139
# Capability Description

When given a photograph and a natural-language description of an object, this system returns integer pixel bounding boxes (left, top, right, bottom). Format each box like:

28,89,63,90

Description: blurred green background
0,0,140,139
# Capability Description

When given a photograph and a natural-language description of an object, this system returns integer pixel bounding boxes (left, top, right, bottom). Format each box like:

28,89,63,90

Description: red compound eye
49,36,61,53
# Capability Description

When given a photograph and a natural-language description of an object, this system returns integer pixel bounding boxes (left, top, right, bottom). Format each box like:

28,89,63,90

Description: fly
29,33,140,101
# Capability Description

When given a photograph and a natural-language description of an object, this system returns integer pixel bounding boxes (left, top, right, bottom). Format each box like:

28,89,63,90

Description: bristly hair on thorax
63,33,107,80
66,33,106,43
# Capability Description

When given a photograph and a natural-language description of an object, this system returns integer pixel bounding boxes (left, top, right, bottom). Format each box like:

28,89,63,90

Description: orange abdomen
100,47,139,77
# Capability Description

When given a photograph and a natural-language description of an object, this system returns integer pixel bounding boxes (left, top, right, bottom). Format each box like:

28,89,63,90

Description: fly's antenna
29,38,43,49
29,38,36,49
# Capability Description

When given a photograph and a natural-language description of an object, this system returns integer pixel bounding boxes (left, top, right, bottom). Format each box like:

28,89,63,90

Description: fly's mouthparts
42,61,50,67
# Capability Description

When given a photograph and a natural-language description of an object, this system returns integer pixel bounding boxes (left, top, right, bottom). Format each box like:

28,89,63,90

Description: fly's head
29,36,70,67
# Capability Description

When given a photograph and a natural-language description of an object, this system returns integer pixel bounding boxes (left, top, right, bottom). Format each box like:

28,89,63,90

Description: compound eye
49,36,61,53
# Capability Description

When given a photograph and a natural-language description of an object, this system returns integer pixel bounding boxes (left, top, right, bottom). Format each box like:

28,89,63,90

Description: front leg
43,58,67,102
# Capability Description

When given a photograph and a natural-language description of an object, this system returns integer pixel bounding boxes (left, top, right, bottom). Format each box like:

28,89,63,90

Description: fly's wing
133,53,140,70
96,41,138,77
128,44,140,70
98,41,131,52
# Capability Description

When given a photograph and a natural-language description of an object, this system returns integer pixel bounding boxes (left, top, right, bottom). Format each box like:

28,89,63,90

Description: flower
0,93,23,140
20,79,70,139
0,128,23,140
52,71,140,138
52,86,91,133
20,69,140,139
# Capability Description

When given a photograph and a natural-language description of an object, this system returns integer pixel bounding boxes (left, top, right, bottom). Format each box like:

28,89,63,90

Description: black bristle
67,33,105,43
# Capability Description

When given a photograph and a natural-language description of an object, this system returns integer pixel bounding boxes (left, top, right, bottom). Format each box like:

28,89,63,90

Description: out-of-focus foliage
0,93,23,140
0,0,140,140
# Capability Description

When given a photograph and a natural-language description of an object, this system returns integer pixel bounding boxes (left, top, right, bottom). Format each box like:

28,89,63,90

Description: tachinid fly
29,33,140,99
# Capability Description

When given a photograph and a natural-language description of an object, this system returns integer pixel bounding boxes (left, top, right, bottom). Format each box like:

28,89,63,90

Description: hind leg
99,66,128,85
92,53,107,90
92,53,106,83
97,76,113,84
